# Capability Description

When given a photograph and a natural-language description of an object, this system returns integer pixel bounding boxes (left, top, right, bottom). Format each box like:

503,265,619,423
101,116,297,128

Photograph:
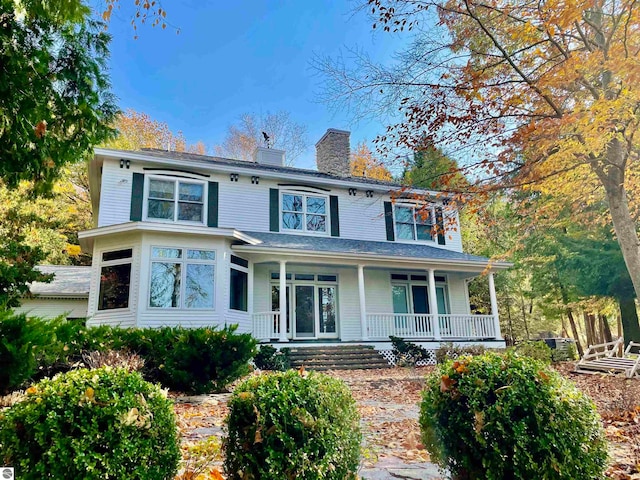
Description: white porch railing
367,314,434,339
438,314,496,339
252,311,280,340
366,313,497,340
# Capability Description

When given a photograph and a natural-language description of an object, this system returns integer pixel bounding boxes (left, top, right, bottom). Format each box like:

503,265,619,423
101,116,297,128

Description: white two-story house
78,129,509,353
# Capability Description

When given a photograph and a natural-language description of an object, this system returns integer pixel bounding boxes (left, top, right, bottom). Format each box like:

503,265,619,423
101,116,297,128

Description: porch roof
233,231,511,270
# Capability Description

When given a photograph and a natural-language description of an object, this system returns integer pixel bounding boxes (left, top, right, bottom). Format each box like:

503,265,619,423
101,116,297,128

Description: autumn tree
319,0,640,315
214,111,308,165
350,142,393,180
102,109,206,154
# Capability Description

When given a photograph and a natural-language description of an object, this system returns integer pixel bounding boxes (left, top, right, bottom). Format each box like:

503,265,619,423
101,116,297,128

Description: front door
295,285,315,338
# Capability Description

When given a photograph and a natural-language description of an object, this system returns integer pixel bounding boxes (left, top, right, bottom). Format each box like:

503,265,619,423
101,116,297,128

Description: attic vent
254,146,285,166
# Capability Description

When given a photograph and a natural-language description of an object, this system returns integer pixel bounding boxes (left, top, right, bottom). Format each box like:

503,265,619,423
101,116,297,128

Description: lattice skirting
378,349,437,367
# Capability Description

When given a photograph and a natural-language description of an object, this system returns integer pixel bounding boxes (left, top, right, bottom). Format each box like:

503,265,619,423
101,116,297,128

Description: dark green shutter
130,172,144,221
384,201,395,241
269,188,279,232
436,206,446,245
207,182,219,227
330,195,340,237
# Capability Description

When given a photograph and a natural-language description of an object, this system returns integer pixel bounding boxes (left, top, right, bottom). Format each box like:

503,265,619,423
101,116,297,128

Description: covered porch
232,232,508,344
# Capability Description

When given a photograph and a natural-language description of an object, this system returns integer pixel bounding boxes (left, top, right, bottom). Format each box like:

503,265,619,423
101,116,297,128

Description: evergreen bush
0,367,180,479
253,344,290,371
419,351,608,480
225,370,361,479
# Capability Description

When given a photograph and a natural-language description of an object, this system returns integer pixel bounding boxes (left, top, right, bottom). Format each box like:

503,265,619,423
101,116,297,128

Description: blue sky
104,0,407,170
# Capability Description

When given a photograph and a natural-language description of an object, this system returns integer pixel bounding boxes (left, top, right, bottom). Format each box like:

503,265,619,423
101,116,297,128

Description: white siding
363,269,394,314
15,298,88,319
337,192,387,242
447,273,471,314
97,159,135,227
217,175,271,232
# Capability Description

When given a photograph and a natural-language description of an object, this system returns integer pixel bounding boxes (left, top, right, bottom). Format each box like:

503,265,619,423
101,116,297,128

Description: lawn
174,364,640,479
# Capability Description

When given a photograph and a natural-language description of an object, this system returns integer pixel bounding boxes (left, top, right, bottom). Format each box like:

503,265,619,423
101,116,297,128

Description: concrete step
286,345,391,371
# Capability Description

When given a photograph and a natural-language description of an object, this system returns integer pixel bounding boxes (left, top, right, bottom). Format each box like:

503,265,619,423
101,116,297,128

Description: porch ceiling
232,231,511,271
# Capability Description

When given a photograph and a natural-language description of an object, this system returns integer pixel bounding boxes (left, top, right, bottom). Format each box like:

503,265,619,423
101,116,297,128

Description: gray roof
30,266,91,297
120,148,408,189
239,231,496,265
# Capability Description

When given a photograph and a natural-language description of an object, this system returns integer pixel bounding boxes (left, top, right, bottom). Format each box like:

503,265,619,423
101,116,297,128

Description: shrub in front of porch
0,367,180,479
224,369,361,480
419,351,607,480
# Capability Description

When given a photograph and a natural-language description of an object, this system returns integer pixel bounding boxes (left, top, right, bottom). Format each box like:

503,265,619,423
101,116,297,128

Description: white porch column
279,260,288,342
248,260,254,318
357,264,368,340
428,269,441,340
488,271,502,339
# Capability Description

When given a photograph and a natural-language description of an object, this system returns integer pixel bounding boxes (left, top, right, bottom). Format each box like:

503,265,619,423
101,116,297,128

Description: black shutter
384,201,395,241
130,173,144,221
207,182,219,227
269,188,279,232
436,206,446,245
330,195,340,237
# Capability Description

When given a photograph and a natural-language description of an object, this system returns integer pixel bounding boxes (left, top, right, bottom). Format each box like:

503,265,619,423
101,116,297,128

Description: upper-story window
146,177,206,223
394,204,435,242
281,192,328,234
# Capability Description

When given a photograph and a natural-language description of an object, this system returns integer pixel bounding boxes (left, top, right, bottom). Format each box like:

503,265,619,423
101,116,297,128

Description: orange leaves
440,374,456,392
34,120,47,138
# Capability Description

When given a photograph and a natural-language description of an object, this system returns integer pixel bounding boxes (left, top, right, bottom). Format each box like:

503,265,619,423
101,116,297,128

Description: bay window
98,248,132,310
149,247,215,309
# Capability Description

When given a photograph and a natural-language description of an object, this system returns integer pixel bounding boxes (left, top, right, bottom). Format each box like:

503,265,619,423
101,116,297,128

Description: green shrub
511,340,553,364
0,316,256,395
124,325,257,394
434,342,486,364
253,345,291,371
225,370,361,480
0,367,180,479
390,335,431,366
420,351,608,480
0,312,54,393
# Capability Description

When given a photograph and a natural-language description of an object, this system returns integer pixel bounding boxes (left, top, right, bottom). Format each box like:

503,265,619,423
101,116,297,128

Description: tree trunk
520,294,530,340
618,295,640,345
594,139,640,304
600,314,613,343
584,311,595,346
567,309,584,357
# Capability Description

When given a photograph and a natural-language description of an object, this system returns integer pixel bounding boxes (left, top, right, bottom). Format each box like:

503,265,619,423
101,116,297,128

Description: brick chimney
315,129,350,176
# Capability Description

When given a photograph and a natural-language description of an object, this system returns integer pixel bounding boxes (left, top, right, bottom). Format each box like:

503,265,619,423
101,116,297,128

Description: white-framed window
229,255,249,312
394,204,435,242
390,273,450,314
145,176,206,224
281,192,329,234
98,248,133,311
149,247,216,309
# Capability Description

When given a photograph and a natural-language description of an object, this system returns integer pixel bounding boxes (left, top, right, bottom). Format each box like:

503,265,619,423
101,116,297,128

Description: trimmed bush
420,351,608,480
434,342,486,364
511,340,553,364
225,370,361,480
123,325,257,393
253,345,290,371
0,367,180,479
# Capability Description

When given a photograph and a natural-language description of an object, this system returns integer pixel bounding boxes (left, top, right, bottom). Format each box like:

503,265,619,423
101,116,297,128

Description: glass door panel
392,285,409,313
411,285,430,314
295,285,315,338
436,286,449,314
318,286,337,336
271,285,291,336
